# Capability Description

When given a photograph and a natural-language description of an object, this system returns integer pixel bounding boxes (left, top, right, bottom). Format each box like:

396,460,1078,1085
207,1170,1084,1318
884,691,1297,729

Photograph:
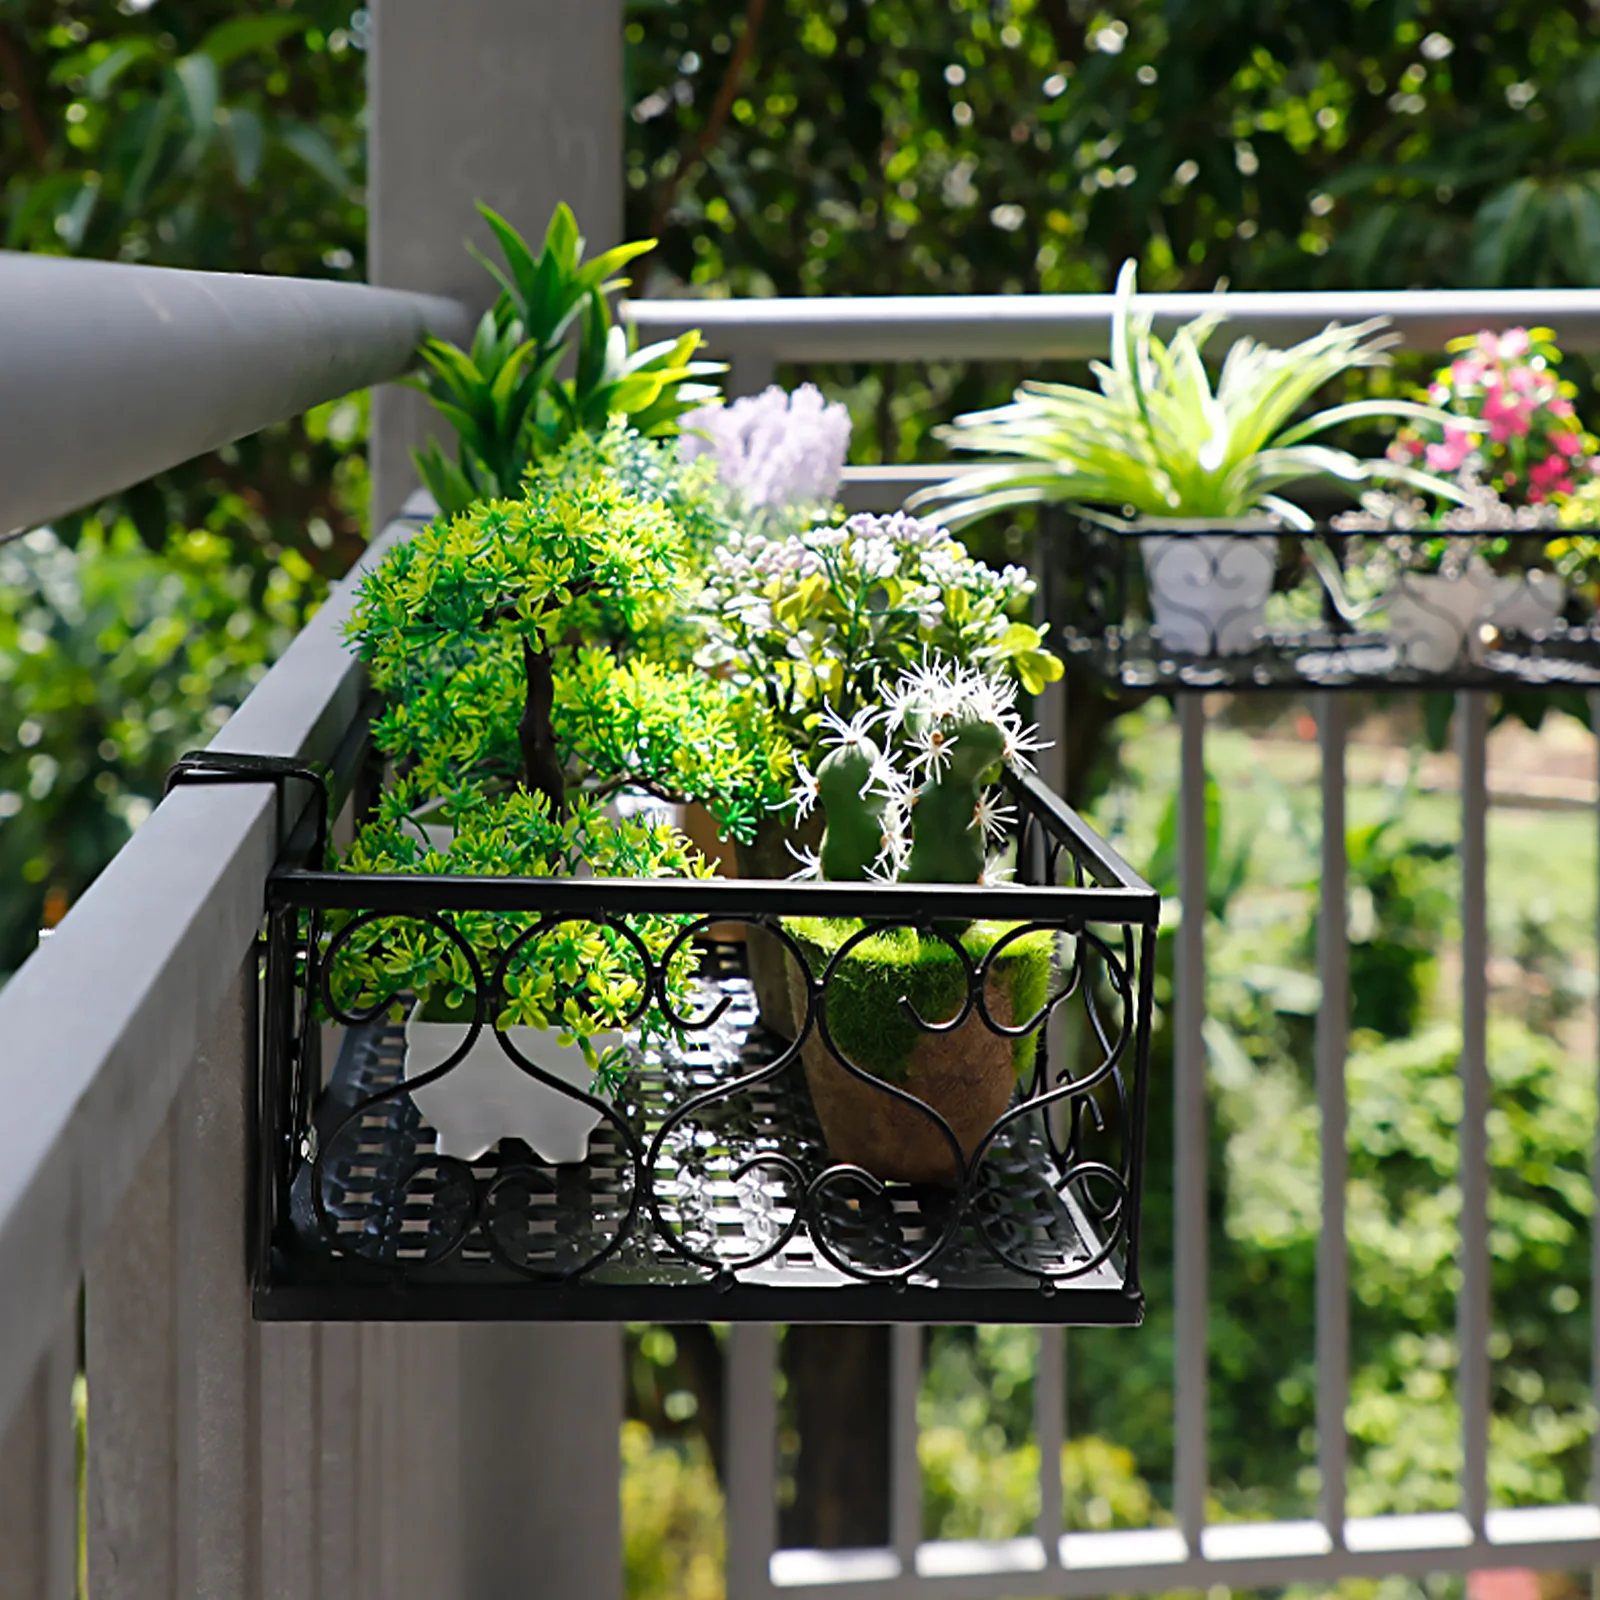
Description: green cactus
816,737,887,880
901,709,1006,886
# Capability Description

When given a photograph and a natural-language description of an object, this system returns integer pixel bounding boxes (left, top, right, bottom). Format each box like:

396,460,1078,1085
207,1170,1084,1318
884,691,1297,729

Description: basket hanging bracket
163,750,331,871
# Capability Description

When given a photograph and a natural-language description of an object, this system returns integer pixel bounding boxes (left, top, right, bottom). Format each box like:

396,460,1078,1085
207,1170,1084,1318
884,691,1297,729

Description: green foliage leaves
410,204,721,515
915,264,1463,529
10,5,362,272
329,789,711,1059
0,521,316,977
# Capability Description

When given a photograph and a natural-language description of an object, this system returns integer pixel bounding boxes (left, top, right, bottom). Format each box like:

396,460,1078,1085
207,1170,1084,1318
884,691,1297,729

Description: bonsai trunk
519,636,566,813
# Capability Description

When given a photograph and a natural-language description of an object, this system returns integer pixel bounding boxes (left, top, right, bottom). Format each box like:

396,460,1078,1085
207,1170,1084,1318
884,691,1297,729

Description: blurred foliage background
6,2,1600,1596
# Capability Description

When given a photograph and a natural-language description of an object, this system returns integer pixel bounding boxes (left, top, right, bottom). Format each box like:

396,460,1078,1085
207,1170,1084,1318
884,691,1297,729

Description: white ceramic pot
1384,563,1496,673
1486,569,1565,636
404,1017,616,1163
1141,535,1276,655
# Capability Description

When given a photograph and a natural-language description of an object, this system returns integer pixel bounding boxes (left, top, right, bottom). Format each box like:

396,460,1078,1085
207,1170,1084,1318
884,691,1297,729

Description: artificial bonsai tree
348,447,790,843
331,448,789,1149
783,658,1053,1185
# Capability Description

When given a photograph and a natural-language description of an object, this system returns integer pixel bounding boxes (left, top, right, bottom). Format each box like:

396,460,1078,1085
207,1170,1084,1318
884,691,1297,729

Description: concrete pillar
367,0,625,526
366,10,627,1595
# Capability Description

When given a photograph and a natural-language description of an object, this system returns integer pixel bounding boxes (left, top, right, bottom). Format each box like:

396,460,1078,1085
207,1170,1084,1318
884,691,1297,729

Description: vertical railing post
1316,694,1350,1547
890,1325,922,1573
1175,693,1209,1552
1035,1326,1065,1569
87,963,261,1598
368,10,628,1595
0,1300,77,1600
726,1325,780,1596
1592,692,1600,1532
1457,690,1491,1537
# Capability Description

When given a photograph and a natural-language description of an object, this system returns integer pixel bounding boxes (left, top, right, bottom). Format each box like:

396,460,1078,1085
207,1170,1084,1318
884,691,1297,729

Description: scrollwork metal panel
255,776,1157,1324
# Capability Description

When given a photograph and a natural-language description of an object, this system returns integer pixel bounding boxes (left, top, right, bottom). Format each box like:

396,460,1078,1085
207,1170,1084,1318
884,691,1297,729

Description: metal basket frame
254,772,1159,1325
1046,515,1600,692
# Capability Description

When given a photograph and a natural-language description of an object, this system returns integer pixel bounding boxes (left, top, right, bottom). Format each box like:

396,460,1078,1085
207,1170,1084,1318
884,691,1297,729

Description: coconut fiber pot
786,921,1053,1186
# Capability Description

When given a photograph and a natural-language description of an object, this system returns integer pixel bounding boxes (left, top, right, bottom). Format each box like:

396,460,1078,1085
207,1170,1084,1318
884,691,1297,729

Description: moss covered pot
784,918,1053,1185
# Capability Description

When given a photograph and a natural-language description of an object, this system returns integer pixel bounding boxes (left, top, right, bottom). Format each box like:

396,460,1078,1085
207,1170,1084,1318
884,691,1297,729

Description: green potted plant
338,453,789,1154
349,447,790,842
694,507,1061,1034
326,784,710,1163
410,203,722,515
911,262,1467,657
782,658,1053,1185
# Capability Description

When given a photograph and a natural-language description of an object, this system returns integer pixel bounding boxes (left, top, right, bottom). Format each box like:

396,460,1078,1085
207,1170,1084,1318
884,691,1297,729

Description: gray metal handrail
0,253,469,537
627,287,1600,361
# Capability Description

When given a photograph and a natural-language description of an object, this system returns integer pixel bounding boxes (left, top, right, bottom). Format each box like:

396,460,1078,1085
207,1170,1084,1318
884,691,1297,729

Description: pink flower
1482,388,1533,441
1451,356,1487,389
1528,456,1573,501
1427,381,1450,405
1554,430,1583,457
1507,365,1539,395
1498,328,1533,359
1550,396,1575,418
1424,425,1475,473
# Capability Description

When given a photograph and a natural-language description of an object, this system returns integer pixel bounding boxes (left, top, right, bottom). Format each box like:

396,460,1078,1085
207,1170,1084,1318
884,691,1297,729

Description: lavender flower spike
681,383,852,509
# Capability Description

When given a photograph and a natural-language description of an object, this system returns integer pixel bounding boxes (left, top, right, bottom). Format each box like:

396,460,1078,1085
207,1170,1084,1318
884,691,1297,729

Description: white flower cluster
1332,469,1563,534
697,511,1035,694
680,383,852,510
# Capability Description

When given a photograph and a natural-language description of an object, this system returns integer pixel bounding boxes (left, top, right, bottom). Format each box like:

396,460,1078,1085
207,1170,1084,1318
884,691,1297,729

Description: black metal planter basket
254,774,1158,1325
1045,514,1600,693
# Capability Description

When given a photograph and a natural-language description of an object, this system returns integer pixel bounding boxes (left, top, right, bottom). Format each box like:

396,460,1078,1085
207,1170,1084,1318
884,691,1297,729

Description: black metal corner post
366,5,629,1596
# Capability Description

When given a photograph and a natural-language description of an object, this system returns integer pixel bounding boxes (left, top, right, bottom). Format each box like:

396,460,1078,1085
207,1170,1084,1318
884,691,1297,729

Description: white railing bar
0,252,468,536
728,1325,781,1595
1457,691,1492,1535
892,1326,923,1568
1035,1327,1064,1568
767,1512,1600,1600
627,289,1600,362
1174,695,1209,1550
1316,695,1351,1543
839,464,988,515
0,499,423,1446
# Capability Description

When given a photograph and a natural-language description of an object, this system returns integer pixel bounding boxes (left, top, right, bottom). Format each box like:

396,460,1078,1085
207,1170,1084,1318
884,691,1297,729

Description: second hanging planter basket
1047,512,1600,692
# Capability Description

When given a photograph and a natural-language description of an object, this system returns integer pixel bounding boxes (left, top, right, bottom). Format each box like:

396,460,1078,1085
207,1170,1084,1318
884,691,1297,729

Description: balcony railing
4,262,1600,1597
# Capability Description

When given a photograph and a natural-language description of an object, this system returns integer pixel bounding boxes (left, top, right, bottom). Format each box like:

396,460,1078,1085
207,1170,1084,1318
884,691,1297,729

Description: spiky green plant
910,261,1471,531
410,203,722,515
